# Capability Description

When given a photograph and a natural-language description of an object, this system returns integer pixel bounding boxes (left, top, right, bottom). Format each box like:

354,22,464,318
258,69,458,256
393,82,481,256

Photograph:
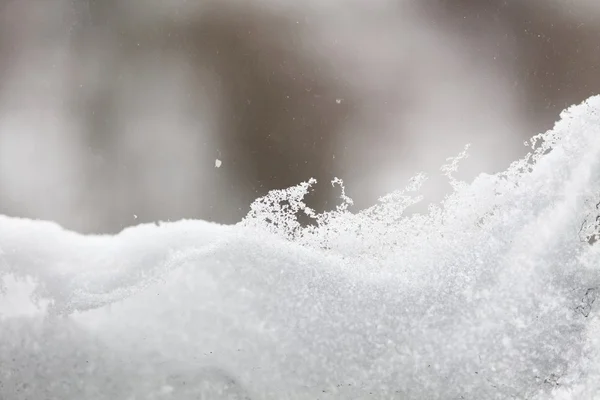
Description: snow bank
1,96,600,399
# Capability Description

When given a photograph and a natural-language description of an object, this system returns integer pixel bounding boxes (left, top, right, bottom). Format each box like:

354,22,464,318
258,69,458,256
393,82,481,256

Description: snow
1,96,600,399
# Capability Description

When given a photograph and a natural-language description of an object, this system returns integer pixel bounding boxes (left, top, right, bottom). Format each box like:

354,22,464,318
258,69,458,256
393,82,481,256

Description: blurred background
0,0,598,234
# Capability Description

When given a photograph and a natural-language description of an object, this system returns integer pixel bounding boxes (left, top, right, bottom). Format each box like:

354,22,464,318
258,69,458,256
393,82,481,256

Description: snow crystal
1,96,600,399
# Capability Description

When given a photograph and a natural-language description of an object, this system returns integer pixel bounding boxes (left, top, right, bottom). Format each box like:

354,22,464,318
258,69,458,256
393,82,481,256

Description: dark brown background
0,0,598,233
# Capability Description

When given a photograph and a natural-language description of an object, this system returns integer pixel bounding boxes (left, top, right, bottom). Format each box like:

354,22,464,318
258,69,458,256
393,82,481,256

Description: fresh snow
1,96,600,399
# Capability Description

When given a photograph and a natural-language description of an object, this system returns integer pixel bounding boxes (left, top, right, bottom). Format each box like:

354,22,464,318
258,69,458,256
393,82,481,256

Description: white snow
1,96,600,399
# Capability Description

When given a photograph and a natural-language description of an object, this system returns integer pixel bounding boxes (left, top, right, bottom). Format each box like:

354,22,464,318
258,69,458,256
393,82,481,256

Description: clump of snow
1,96,600,399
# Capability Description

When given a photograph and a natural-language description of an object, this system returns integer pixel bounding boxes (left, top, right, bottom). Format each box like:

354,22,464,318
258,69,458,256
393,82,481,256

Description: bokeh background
0,0,599,233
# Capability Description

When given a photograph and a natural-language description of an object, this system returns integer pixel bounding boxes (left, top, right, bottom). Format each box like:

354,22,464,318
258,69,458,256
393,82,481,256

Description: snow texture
1,96,600,399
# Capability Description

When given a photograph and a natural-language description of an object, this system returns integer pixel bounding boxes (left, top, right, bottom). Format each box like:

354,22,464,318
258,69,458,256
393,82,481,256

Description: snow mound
1,96,600,399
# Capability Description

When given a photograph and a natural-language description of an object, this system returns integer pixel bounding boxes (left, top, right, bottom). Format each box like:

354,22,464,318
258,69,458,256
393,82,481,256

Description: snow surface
1,96,600,399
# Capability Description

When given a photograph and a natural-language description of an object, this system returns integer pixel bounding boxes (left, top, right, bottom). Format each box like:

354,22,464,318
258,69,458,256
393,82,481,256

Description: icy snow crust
1,96,600,399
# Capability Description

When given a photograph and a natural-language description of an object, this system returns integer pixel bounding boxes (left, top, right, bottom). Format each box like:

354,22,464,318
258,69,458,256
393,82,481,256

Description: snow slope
1,96,600,399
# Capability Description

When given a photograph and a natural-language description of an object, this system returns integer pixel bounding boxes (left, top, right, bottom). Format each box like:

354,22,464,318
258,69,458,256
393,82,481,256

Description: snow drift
1,96,600,399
